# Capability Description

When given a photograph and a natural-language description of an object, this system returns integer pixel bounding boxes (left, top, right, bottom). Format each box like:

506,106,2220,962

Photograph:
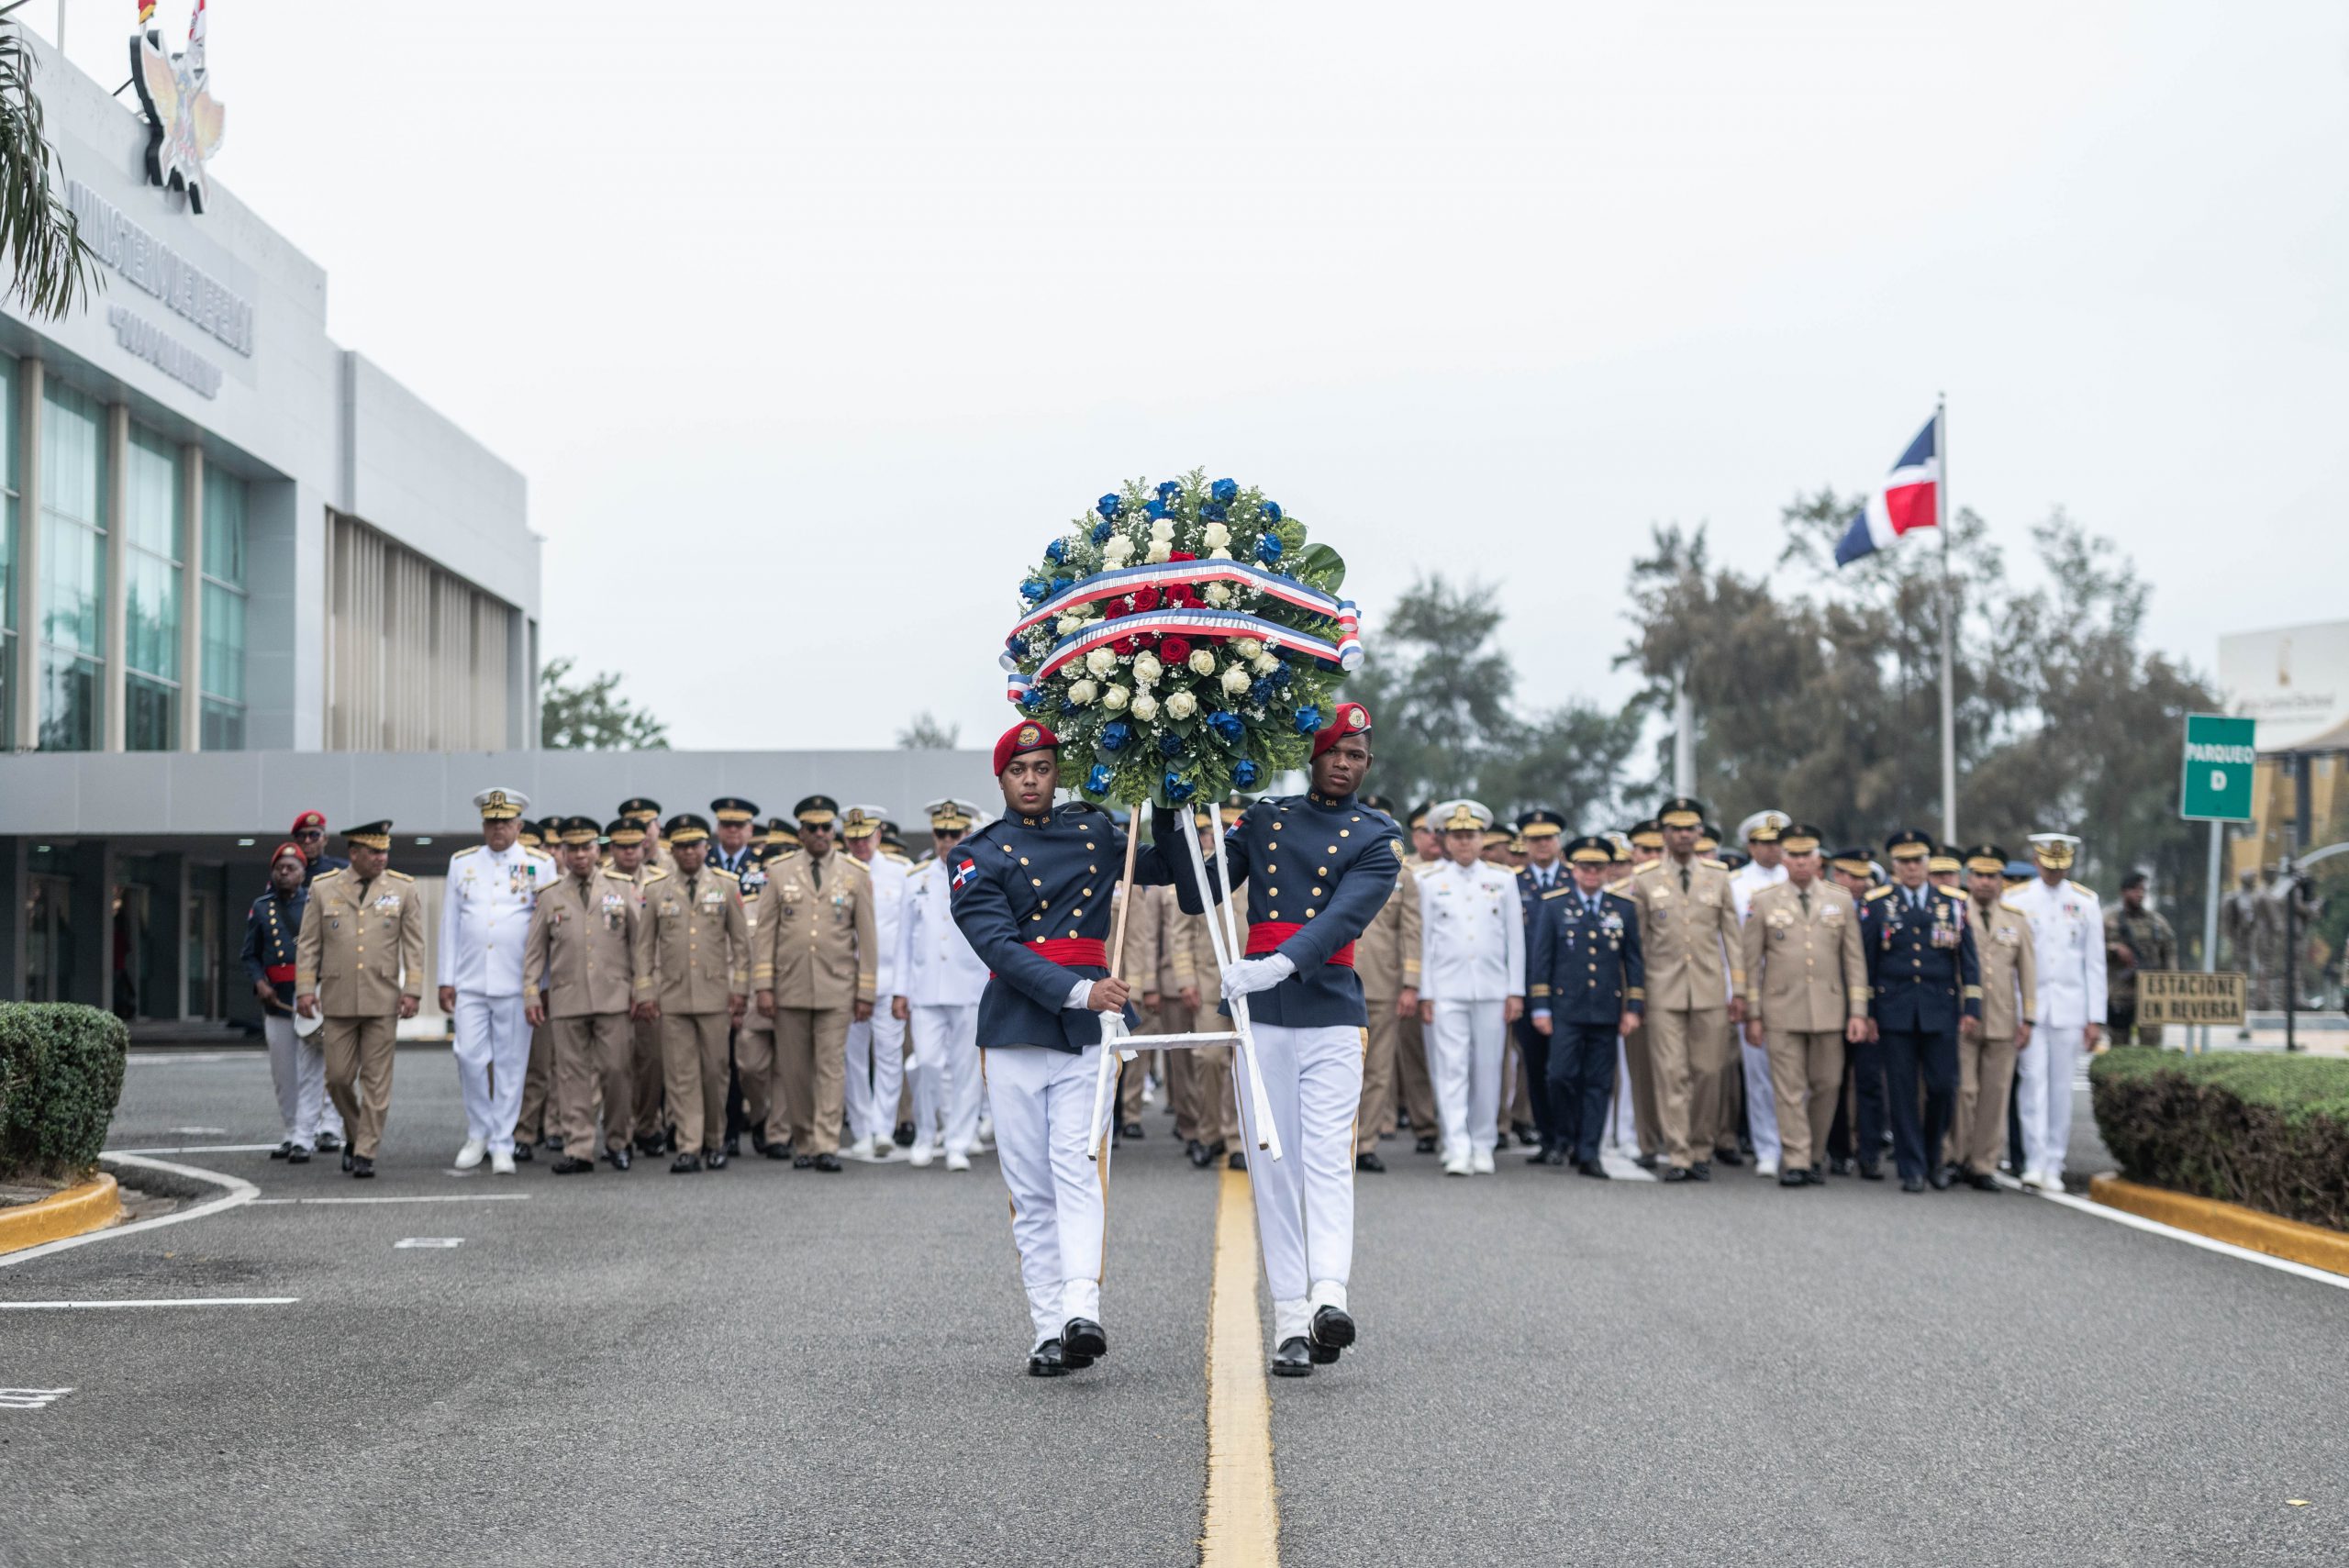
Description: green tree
896,711,961,750
0,13,95,318
540,656,668,751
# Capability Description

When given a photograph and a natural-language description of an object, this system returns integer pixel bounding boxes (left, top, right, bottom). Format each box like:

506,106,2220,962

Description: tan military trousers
660,1010,731,1155
1713,1017,1745,1154
1648,1006,1729,1169
1952,1034,2021,1176
629,1013,664,1141
1396,1010,1438,1140
515,1018,553,1144
1358,995,1401,1155
772,1006,850,1155
1621,1024,1662,1156
736,1016,775,1141
321,1014,397,1161
553,1013,632,1158
1765,1028,1843,1173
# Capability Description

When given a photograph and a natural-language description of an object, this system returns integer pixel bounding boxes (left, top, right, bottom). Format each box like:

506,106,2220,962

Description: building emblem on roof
130,0,227,215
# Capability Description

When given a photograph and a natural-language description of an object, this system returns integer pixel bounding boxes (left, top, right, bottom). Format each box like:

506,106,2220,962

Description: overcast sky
37,2,2349,750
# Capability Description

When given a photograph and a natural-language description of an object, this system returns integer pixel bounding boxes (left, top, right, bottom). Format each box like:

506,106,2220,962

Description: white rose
1102,536,1133,565
1203,522,1230,549
1068,678,1098,706
1205,583,1232,606
1132,652,1163,685
1252,652,1280,675
1188,649,1218,676
1103,685,1130,712
1208,547,1233,561
1221,664,1252,695
1233,638,1264,659
1056,613,1085,635
1085,647,1117,677
1130,694,1159,722
1150,517,1175,539
1165,690,1197,720
1147,543,1173,563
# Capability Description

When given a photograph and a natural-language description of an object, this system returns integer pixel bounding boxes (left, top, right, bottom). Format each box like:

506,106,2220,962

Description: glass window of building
200,464,248,750
123,425,183,751
38,381,106,751
0,356,17,743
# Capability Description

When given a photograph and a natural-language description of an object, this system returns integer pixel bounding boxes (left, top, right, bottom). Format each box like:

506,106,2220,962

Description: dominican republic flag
1834,412,1941,566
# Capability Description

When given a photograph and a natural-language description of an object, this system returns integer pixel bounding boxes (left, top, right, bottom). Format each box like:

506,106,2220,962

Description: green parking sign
2180,714,2257,822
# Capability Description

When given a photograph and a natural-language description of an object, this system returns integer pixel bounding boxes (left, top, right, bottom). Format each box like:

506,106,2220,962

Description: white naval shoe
454,1138,487,1171
490,1149,517,1175
945,1151,973,1173
1469,1145,1495,1175
2019,1168,2046,1191
1757,1159,1779,1179
907,1141,935,1168
1442,1151,1472,1177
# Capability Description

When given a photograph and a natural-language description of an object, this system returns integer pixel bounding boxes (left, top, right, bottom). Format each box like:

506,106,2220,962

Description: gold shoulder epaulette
1865,884,1895,901
643,866,671,883
1699,857,1726,870
384,869,416,883
2068,880,2096,897
1607,875,1635,893
314,867,344,883
1541,886,1573,901
1634,861,1664,876
451,845,481,860
710,867,739,882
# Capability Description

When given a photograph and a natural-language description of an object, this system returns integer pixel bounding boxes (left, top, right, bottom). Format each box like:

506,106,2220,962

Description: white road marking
0,1153,259,1270
105,1143,281,1155
125,1052,243,1065
394,1238,464,1249
0,1298,296,1309
2002,1175,2349,1293
167,1127,227,1135
250,1194,530,1206
0,1387,74,1407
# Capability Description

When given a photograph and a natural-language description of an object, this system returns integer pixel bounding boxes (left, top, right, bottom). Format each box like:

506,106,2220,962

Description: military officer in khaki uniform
1352,791,1421,1173
597,817,671,1155
752,794,876,1173
1953,842,2035,1190
1739,824,1867,1186
1627,796,1744,1182
1392,802,1443,1154
294,821,425,1179
509,818,560,1160
1112,862,1166,1139
618,797,672,873
643,813,750,1172
523,817,654,1173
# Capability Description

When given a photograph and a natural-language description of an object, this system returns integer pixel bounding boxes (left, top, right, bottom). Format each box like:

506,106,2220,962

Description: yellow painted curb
2089,1175,2349,1279
1200,1165,1279,1567
0,1173,122,1256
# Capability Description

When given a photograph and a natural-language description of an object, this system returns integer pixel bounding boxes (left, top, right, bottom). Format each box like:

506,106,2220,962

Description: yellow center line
1201,1165,1279,1566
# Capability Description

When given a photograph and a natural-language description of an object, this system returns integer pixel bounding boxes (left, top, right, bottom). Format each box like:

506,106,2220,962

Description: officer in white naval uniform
436,788,555,1172
894,798,992,1169
2006,831,2106,1191
1415,799,1527,1175
840,806,911,1159
1728,809,1790,1177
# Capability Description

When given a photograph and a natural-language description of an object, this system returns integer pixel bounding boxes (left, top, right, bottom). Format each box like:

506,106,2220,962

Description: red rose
1132,585,1163,611
1111,637,1138,656
1169,550,1197,562
1162,637,1193,663
1104,599,1130,619
1168,584,1197,607
1134,632,1160,649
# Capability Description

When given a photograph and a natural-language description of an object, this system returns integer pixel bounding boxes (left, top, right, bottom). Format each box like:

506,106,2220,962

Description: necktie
1679,865,1691,895
811,857,823,891
1799,888,1810,917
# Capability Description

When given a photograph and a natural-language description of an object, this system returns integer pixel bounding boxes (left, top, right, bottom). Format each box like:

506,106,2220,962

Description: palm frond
0,10,97,320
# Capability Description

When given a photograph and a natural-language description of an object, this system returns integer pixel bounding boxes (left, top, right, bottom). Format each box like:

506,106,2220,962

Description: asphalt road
2,1047,2343,1567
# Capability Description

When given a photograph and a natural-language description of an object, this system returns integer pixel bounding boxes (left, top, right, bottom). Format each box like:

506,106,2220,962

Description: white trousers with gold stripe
1232,1021,1364,1343
984,1041,1108,1349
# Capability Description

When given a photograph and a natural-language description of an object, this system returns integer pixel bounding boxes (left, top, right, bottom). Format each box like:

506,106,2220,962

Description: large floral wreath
1000,470,1363,807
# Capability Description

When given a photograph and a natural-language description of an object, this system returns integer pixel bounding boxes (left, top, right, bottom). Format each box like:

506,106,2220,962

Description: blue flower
1019,578,1051,604
1256,534,1284,564
1045,539,1067,562
1090,521,1113,545
1211,478,1239,505
1024,687,1052,712
1155,480,1180,500
1059,695,1077,714
1207,711,1244,744
1233,760,1260,789
1271,662,1293,688
1163,773,1195,804
1159,732,1184,759
1250,678,1275,706
1293,706,1320,734
1262,501,1282,522
1146,497,1167,520
1051,576,1074,594
1100,720,1131,753
1097,494,1122,518
1202,501,1228,522
1085,764,1112,795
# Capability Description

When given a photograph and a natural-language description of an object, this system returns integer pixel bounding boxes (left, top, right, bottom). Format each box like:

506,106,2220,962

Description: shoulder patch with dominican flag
951,856,979,894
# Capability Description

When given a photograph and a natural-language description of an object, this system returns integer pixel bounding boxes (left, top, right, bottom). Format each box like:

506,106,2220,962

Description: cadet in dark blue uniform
1860,828,1981,1192
1180,702,1397,1377
243,840,344,1160
1529,835,1644,1178
948,721,1193,1378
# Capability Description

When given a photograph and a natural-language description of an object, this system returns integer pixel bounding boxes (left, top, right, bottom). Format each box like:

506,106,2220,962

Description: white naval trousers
1230,1021,1361,1342
907,1004,984,1155
1429,999,1507,1162
844,1003,909,1147
1740,1034,1782,1170
1607,1036,1639,1151
2015,1024,2085,1181
452,991,530,1153
264,1013,342,1149
985,1043,1108,1349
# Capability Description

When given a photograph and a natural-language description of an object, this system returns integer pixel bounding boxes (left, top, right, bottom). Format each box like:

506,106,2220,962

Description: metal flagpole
1936,394,1956,845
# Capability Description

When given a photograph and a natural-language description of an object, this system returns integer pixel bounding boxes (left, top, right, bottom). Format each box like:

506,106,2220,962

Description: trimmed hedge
0,1003,128,1181
2089,1046,2349,1233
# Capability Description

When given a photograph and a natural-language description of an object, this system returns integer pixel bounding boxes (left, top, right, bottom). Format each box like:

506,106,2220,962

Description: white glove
1220,954,1297,998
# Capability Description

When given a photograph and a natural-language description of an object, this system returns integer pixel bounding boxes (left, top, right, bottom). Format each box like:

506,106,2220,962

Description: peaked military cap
1962,842,2008,876
344,820,394,850
795,795,841,828
1885,827,1934,860
1831,846,1875,876
1406,800,1433,830
1656,796,1706,828
1431,798,1493,833
1627,818,1664,850
1778,822,1826,855
605,817,647,846
1928,846,1964,874
473,787,529,821
1361,793,1397,815
2028,831,2080,868
554,815,603,846
1564,834,1615,865
665,813,713,845
1517,808,1567,839
710,796,760,825
1738,809,1790,843
617,797,662,822
840,805,886,840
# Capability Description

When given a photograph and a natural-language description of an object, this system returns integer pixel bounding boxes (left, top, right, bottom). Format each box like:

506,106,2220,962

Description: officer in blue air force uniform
1178,700,1398,1380
1529,835,1644,1178
948,721,1194,1379
1859,828,1980,1193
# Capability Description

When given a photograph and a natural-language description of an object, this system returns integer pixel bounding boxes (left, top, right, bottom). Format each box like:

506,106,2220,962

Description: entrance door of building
113,884,150,1019
26,874,73,1003
184,884,223,1020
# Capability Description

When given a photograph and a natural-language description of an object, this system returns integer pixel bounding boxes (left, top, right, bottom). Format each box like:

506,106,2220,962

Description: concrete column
10,359,40,752
0,837,23,997
101,402,128,752
152,851,189,1020
179,442,204,751
69,838,110,1008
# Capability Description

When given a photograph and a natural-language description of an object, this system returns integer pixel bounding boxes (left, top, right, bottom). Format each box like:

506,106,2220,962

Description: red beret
291,809,327,833
994,720,1059,776
1311,701,1373,760
271,840,307,866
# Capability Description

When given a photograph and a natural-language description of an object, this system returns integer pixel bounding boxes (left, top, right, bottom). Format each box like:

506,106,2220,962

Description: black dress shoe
1688,1162,1712,1182
1858,1162,1884,1181
1271,1338,1314,1378
601,1146,632,1172
1061,1318,1108,1360
793,1153,814,1169
750,1134,770,1158
1967,1171,1999,1192
544,1134,564,1153
723,1135,740,1158
1578,1160,1610,1180
271,1140,294,1161
1899,1175,1925,1193
551,1155,594,1174
1028,1340,1072,1378
705,1149,729,1170
1354,1151,1386,1173
1513,1123,1539,1148
1634,1152,1659,1170
349,1156,374,1179
285,1145,310,1164
1829,1156,1854,1176
894,1121,917,1148
1661,1165,1693,1183
1526,1146,1554,1166
340,1151,354,1173
1309,1306,1354,1358
1414,1135,1438,1154
670,1153,702,1173
1929,1168,1954,1191
1229,1151,1247,1170
1809,1165,1828,1184
635,1133,662,1157
763,1142,792,1160
1713,1148,1743,1168
316,1131,343,1153
1544,1148,1571,1167
1778,1167,1809,1187
1186,1140,1210,1168
511,1142,534,1163
812,1152,842,1173
1119,1120,1144,1140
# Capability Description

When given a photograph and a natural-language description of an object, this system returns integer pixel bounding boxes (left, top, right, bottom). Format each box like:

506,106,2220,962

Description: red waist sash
989,936,1112,979
265,963,296,984
1246,922,1354,967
